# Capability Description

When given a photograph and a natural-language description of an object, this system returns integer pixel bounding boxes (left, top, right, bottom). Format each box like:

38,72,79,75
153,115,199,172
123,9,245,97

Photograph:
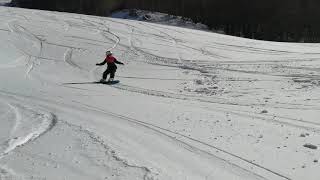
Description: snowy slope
0,6,320,180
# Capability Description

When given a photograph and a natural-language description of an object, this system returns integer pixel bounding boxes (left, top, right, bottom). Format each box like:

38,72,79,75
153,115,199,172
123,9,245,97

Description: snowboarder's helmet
106,51,112,56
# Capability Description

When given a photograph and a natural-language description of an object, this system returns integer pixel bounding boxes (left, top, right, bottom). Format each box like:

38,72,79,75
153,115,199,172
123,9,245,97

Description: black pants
103,68,115,79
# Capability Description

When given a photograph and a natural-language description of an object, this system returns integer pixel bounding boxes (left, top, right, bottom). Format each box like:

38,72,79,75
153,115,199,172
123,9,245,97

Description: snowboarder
96,51,124,83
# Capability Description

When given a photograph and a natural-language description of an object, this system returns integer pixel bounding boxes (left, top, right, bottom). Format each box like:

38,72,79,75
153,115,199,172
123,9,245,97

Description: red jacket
96,55,124,67
105,55,116,63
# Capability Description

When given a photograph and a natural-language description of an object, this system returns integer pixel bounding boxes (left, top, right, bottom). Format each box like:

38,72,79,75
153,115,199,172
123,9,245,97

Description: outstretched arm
114,59,124,65
96,60,107,66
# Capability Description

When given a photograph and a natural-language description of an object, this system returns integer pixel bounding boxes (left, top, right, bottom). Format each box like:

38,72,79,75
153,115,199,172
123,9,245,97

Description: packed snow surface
0,6,320,180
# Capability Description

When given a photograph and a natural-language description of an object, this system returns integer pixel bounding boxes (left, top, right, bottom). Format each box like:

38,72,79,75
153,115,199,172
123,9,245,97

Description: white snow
0,6,320,180
0,0,10,6
111,9,210,32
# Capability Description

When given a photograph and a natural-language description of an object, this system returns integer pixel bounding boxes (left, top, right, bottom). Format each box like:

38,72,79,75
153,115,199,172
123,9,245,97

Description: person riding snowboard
96,51,124,82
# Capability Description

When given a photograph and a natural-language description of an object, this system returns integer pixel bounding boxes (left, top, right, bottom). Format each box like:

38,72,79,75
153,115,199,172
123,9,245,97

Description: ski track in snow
7,20,44,77
0,101,56,159
64,48,81,69
1,6,320,180
0,97,57,180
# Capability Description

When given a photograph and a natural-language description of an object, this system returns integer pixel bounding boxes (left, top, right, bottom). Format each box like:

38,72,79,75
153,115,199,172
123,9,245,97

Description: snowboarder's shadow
63,80,120,85
62,82,97,85
118,76,187,81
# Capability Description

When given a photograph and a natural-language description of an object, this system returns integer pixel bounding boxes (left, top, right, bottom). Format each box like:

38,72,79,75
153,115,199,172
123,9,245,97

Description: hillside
0,6,320,180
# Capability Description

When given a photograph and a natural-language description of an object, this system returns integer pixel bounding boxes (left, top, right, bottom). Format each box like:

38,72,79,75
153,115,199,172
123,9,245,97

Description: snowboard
95,80,120,85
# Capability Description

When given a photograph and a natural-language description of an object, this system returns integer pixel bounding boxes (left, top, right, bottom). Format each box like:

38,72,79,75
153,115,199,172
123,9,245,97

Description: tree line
11,0,320,42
